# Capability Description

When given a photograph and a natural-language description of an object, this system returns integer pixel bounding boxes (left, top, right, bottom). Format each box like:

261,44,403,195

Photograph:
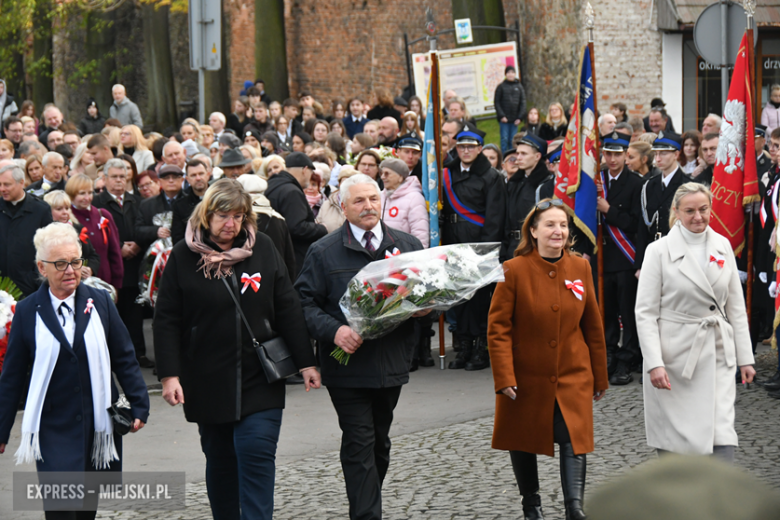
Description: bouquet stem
330,346,351,366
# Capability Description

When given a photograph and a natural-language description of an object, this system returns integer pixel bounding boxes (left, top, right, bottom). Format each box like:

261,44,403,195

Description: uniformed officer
442,130,506,370
635,131,692,272
756,124,772,187
395,133,424,183
501,133,553,262
597,131,645,384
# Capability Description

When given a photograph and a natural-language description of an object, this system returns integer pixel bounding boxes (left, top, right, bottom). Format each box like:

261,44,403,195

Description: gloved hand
760,272,768,284
770,281,777,298
738,270,748,284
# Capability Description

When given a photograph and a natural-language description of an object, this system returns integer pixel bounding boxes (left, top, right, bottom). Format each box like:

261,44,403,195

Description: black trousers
327,386,403,520
603,270,641,366
452,284,494,338
116,287,146,358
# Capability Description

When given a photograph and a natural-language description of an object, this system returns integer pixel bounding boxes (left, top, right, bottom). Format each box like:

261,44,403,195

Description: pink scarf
185,219,256,279
305,191,322,208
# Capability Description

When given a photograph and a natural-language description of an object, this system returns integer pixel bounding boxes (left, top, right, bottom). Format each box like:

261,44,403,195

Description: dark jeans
499,121,518,153
603,270,641,366
327,386,403,520
116,287,146,358
198,408,283,520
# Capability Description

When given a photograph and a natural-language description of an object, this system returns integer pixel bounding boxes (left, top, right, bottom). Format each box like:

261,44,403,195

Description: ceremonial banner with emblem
553,45,599,248
711,32,760,254
422,76,441,247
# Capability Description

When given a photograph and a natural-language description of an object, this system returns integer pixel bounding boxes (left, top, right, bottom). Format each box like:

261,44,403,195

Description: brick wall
228,0,256,101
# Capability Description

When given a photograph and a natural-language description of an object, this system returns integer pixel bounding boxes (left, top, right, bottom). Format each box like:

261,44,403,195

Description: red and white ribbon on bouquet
241,272,262,294
565,279,584,301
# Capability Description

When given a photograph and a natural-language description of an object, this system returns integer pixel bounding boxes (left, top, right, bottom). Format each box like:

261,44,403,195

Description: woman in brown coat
488,199,609,520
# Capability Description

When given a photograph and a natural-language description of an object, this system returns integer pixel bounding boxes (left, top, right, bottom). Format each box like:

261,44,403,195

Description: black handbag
222,277,299,383
107,394,134,436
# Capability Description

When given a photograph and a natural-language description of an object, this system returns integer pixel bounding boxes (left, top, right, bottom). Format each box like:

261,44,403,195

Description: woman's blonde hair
103,126,121,148
43,189,72,210
34,222,81,263
118,125,148,153
181,118,203,144
190,178,257,231
514,199,575,257
669,182,713,229
65,173,94,200
628,141,653,174
70,143,89,172
259,155,285,179
239,144,261,160
545,102,568,128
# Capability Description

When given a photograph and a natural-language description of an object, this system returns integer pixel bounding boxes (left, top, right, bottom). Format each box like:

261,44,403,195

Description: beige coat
635,224,754,454
315,190,346,233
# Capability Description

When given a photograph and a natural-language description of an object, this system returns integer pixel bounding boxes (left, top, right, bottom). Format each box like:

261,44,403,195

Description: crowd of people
0,66,777,520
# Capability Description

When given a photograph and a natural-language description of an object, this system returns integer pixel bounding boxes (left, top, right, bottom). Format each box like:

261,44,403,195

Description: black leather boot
452,332,464,352
510,451,544,520
418,327,435,367
757,370,780,387
559,443,587,520
448,336,473,369
609,362,633,386
465,336,490,371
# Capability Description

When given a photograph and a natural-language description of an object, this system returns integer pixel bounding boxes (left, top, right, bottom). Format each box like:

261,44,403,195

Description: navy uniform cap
396,133,423,151
547,147,562,164
651,131,682,151
602,131,631,152
518,133,548,158
756,124,768,138
456,131,484,146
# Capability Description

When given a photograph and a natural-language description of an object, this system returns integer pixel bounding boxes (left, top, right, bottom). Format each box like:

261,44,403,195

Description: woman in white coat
635,182,755,462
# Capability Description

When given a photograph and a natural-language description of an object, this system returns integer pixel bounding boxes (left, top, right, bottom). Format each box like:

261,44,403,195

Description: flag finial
743,0,756,17
585,3,595,42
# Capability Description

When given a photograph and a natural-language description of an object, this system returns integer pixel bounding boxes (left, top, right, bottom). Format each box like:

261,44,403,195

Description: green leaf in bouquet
0,274,23,301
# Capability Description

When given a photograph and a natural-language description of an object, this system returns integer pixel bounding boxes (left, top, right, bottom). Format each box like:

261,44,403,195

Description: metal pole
404,32,414,96
198,69,205,124
721,0,729,109
198,0,208,124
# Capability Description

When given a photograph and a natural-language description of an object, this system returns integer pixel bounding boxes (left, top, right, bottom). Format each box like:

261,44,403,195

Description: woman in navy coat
0,222,149,520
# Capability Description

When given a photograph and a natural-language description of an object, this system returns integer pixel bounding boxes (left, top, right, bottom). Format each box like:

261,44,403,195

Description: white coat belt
659,308,736,379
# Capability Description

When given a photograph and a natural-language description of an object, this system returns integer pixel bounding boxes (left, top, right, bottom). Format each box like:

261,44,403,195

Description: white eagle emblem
716,99,746,174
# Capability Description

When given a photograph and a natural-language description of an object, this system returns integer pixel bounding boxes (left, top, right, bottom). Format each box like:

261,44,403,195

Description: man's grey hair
209,112,226,125
705,113,723,127
614,122,633,134
42,151,64,167
191,153,213,171
42,105,62,119
340,173,380,203
19,140,44,157
105,158,128,174
112,84,125,93
0,164,25,183
162,140,183,156
598,113,616,125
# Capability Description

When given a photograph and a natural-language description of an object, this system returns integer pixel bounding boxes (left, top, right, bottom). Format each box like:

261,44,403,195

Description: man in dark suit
171,159,212,244
26,151,67,197
135,164,184,251
635,132,692,272
93,158,150,367
0,162,53,296
597,131,645,384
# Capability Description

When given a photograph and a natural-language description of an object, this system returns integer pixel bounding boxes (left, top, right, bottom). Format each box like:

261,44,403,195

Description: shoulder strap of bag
221,276,260,348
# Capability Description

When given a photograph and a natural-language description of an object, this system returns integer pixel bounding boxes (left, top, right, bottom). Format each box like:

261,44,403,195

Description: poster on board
412,41,518,117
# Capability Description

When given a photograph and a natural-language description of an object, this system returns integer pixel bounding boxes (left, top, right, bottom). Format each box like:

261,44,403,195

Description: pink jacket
761,102,780,133
380,176,430,247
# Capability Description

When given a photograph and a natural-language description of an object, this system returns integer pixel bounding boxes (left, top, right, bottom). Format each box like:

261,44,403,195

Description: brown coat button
550,340,557,348
552,305,560,311
550,376,557,383
549,271,557,278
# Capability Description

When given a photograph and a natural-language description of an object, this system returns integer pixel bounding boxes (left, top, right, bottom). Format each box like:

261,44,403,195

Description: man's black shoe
609,364,633,386
764,380,780,392
757,371,780,387
137,356,155,369
409,358,419,372
767,388,780,399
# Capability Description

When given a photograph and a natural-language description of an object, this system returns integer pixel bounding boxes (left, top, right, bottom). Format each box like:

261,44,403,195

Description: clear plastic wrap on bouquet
338,242,505,341
136,212,173,307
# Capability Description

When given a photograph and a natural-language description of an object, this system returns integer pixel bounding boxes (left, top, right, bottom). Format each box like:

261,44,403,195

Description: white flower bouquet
136,212,173,307
334,243,505,363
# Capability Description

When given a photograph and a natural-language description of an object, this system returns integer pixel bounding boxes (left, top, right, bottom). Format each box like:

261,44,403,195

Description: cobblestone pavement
95,353,780,520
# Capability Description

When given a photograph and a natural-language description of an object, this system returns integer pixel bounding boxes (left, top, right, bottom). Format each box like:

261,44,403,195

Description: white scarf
15,304,118,469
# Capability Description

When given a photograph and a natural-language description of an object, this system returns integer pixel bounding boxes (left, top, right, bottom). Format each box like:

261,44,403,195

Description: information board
412,42,518,117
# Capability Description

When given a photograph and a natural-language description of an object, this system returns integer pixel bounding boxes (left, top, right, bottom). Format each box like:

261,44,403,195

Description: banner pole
746,1,756,326
430,50,447,370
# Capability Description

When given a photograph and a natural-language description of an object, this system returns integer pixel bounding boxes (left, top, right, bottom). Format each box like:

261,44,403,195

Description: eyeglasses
213,213,246,224
42,258,84,271
94,187,105,193
505,157,518,163
535,199,564,210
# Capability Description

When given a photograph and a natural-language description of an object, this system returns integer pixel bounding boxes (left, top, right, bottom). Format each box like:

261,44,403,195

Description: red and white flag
710,32,760,255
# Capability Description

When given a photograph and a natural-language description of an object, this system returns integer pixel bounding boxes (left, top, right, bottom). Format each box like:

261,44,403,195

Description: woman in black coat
154,178,320,520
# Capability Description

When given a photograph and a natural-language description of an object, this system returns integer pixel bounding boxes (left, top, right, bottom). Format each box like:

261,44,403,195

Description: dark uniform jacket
692,165,713,186
441,153,506,246
0,194,53,296
635,167,692,269
0,284,150,472
170,190,202,245
154,232,315,424
265,171,328,273
93,190,142,289
500,160,553,261
26,177,66,197
600,166,644,272
294,222,423,388
758,166,780,274
758,151,772,187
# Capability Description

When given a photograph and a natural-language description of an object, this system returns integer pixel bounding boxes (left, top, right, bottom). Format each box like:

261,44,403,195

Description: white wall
662,33,684,131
